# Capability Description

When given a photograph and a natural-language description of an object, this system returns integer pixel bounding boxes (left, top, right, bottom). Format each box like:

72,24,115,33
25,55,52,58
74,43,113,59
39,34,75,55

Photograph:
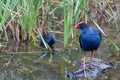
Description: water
0,40,120,80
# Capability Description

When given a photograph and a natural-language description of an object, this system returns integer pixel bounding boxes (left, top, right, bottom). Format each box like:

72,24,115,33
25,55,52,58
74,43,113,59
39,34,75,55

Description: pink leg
83,53,91,77
75,53,91,77
90,51,99,67
90,51,94,67
83,54,86,77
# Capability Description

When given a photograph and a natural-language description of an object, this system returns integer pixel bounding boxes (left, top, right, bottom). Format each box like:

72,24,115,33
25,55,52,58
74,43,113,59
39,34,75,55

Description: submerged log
66,58,115,79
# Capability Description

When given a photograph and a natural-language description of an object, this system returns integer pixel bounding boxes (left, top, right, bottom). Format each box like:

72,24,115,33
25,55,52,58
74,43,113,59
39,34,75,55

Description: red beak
74,22,83,29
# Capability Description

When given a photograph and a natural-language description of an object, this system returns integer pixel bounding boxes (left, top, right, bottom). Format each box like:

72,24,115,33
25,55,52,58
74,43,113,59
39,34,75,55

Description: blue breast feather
79,28,101,51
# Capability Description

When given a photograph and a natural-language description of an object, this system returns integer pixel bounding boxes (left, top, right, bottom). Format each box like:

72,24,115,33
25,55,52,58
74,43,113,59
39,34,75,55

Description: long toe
89,61,100,68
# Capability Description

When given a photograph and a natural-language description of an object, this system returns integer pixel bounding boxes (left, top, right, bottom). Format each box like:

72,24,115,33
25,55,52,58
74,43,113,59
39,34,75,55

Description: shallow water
0,41,120,80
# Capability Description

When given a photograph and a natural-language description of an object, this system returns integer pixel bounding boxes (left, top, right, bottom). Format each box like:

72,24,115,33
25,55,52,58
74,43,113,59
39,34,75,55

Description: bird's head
74,22,88,29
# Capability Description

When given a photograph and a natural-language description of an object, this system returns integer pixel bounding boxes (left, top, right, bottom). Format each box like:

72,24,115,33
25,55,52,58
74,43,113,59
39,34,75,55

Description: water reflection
0,41,120,80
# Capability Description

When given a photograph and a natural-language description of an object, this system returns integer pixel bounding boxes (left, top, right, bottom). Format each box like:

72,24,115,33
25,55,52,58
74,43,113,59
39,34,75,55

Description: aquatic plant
0,0,119,51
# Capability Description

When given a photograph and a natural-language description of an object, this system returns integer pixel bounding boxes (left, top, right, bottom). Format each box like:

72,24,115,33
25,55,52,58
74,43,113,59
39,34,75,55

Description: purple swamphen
74,22,101,76
41,33,56,47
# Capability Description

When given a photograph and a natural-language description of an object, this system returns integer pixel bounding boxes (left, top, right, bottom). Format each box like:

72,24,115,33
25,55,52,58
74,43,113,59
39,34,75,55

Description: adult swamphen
41,33,56,47
74,22,101,76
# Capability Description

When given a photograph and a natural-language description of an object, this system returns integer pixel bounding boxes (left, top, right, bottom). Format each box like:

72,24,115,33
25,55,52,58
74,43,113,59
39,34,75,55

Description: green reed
19,0,42,39
63,0,89,47
0,0,119,51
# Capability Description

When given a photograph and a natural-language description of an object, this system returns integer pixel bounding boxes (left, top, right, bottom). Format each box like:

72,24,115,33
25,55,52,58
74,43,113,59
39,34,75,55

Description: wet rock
66,58,115,79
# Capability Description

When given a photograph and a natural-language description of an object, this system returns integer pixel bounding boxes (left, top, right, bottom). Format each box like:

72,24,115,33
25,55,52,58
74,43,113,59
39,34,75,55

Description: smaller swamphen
74,22,101,76
41,33,56,47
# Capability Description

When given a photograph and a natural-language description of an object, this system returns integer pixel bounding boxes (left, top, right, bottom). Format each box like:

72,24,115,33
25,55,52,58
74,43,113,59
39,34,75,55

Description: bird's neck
81,27,89,31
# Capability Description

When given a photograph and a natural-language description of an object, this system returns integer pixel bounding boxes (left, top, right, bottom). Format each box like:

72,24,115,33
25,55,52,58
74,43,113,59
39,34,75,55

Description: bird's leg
90,51,94,67
74,53,91,77
83,54,86,77
83,53,91,77
90,51,99,68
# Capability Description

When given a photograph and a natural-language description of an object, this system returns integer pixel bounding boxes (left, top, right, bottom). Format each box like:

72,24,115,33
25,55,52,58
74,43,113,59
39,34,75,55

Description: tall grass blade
64,0,74,47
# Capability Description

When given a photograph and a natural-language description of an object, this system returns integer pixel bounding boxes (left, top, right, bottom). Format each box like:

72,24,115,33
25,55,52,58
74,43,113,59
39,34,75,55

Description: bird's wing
90,27,102,40
80,28,101,44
